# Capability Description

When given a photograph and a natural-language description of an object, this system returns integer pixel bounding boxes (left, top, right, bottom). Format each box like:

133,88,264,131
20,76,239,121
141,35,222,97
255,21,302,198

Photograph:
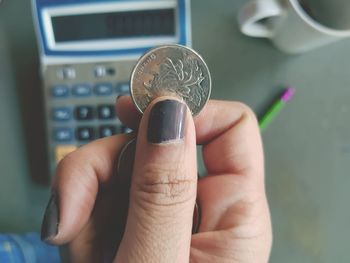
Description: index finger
42,134,133,244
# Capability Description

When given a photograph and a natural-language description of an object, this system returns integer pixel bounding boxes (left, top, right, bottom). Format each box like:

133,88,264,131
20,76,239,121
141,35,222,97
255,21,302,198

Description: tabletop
0,0,349,262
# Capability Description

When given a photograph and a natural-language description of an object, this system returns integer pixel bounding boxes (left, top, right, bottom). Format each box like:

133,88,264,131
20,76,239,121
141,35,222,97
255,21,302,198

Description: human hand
41,97,272,263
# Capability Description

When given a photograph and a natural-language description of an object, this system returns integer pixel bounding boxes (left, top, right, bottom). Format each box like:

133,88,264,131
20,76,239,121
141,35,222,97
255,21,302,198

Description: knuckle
55,150,91,184
230,102,259,128
234,102,257,120
55,151,77,174
134,163,196,207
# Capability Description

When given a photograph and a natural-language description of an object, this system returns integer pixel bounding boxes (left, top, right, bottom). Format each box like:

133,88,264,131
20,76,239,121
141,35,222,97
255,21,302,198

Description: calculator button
52,107,71,121
76,127,94,141
55,145,77,163
72,84,92,97
94,83,113,96
94,65,107,77
121,126,133,134
94,66,116,77
57,67,76,80
74,106,94,120
97,105,115,120
99,125,117,138
51,85,69,98
53,128,73,142
116,83,130,94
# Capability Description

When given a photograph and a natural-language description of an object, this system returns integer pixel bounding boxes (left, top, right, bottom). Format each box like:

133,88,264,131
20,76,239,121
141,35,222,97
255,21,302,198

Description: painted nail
147,100,187,143
41,193,59,241
192,202,201,234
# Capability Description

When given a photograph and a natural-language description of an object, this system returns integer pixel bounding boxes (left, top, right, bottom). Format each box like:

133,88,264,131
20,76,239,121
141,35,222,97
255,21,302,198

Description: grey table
0,0,349,262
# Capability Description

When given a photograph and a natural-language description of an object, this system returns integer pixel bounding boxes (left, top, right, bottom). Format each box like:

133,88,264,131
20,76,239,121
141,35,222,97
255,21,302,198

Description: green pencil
259,87,295,131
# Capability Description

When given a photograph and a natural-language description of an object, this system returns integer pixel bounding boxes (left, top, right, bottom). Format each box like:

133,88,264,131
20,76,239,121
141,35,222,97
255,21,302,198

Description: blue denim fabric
0,233,60,263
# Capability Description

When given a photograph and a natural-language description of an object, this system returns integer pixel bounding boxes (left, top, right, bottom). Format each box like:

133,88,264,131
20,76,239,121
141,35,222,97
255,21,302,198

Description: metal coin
130,44,211,116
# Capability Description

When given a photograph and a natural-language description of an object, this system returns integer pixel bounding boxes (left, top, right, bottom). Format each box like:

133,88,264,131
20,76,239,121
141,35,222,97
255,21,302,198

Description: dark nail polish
192,201,201,234
41,193,59,241
147,100,187,143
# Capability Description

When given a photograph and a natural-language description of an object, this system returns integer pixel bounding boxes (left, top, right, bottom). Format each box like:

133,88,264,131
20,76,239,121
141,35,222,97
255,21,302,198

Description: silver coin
130,44,211,116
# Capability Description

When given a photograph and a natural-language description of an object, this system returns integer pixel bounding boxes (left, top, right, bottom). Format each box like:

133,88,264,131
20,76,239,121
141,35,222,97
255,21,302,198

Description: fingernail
41,193,59,241
117,139,137,184
192,202,201,234
147,100,187,143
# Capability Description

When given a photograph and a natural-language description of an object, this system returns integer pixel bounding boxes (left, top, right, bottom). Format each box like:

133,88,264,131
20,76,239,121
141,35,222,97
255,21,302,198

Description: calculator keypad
50,83,129,160
46,61,136,170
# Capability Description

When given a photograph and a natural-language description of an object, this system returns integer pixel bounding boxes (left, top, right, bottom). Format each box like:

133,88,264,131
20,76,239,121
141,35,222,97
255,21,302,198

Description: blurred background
0,0,350,262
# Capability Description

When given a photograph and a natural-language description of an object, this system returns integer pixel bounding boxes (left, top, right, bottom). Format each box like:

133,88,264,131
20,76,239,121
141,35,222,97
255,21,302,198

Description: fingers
192,104,271,262
116,97,197,263
116,95,142,129
199,101,263,178
115,96,142,130
195,102,266,233
117,96,263,178
191,101,271,261
41,134,133,245
117,96,266,231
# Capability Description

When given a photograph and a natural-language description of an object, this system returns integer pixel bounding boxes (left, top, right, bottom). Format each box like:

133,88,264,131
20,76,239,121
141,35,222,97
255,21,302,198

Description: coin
130,44,211,116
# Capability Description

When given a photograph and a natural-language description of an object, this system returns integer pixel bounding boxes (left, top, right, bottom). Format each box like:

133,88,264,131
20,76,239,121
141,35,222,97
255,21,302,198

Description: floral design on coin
130,45,211,116
144,56,205,109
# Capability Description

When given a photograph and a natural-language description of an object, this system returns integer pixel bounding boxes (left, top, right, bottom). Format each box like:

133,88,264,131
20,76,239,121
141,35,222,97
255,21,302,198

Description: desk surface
1,0,349,262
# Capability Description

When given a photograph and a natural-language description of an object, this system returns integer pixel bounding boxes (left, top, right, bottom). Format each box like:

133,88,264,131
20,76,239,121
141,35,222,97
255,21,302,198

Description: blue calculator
31,0,192,174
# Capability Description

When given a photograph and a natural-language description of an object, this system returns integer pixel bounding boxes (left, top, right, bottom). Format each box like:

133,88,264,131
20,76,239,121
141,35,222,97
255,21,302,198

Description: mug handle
238,0,284,38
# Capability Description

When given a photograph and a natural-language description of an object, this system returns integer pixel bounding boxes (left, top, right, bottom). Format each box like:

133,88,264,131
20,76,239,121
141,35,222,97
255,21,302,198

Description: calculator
31,0,192,174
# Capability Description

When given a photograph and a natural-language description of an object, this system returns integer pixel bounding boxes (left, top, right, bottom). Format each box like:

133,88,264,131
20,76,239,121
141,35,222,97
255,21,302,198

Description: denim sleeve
0,233,60,263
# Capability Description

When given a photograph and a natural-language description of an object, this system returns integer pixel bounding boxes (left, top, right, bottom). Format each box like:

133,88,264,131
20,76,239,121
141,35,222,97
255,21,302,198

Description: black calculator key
72,84,92,97
74,106,94,120
121,126,133,134
52,107,71,121
76,127,94,141
94,83,113,96
116,83,130,94
99,125,117,138
53,128,73,142
97,105,115,120
51,85,69,98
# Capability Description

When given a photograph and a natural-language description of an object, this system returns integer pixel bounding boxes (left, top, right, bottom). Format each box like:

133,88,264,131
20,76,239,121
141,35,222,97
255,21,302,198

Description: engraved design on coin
144,56,205,111
130,45,211,116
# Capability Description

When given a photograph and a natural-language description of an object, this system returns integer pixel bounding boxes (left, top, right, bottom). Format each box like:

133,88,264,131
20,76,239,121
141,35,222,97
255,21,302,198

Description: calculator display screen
51,9,176,43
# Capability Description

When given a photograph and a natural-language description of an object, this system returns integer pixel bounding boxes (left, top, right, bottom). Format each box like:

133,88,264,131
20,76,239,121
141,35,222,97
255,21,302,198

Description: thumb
116,97,197,263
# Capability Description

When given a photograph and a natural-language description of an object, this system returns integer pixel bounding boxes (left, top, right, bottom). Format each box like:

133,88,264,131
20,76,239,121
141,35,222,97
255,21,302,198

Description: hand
41,97,272,263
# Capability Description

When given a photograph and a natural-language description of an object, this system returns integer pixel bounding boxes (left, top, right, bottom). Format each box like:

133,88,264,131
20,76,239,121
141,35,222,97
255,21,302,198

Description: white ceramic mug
238,0,350,53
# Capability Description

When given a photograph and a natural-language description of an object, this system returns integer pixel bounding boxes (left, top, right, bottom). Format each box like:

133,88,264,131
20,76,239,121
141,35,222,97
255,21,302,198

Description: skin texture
43,97,272,263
